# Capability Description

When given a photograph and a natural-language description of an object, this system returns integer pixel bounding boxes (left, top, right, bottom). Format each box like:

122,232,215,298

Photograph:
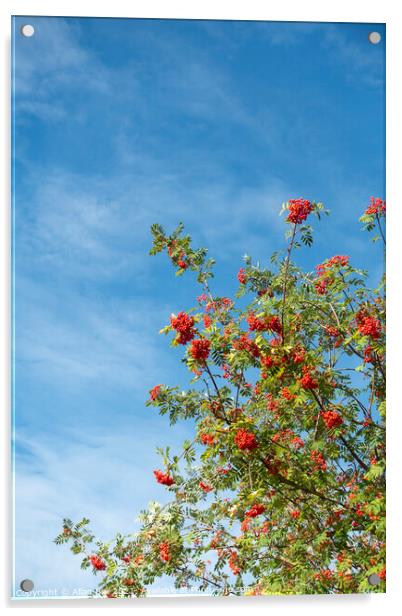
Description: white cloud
17,165,291,288
14,17,136,124
322,24,385,88
15,276,175,391
13,424,192,598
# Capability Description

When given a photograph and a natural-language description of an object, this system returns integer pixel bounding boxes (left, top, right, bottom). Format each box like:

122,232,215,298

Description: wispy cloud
17,171,131,280
322,24,385,88
14,425,192,598
15,276,177,393
16,164,292,286
14,18,137,124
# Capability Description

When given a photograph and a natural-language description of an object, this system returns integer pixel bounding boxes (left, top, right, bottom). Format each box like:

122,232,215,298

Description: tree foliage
55,197,386,597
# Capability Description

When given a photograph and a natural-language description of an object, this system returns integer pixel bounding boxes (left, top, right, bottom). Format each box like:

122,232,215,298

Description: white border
1,1,401,614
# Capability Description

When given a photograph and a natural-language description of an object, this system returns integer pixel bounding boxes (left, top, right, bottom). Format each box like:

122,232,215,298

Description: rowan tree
55,197,386,597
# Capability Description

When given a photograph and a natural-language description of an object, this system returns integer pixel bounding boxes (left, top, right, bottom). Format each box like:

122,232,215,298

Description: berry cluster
365,197,386,215
247,313,282,335
234,428,258,451
245,503,265,518
233,334,260,358
159,542,171,562
237,268,247,284
286,198,314,224
190,338,211,362
356,310,382,340
153,469,174,486
170,311,196,344
90,555,106,571
314,255,349,295
311,450,327,471
228,551,241,575
299,367,318,390
199,481,213,493
149,384,162,401
321,410,343,429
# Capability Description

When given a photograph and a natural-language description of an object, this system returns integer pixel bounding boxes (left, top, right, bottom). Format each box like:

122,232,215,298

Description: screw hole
368,573,381,585
20,579,34,592
21,24,35,38
368,32,381,45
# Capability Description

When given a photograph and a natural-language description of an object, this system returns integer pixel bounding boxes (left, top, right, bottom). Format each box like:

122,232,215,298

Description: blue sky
12,16,385,598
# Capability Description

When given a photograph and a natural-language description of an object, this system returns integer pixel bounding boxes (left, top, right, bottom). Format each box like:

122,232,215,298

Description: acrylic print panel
11,16,386,599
